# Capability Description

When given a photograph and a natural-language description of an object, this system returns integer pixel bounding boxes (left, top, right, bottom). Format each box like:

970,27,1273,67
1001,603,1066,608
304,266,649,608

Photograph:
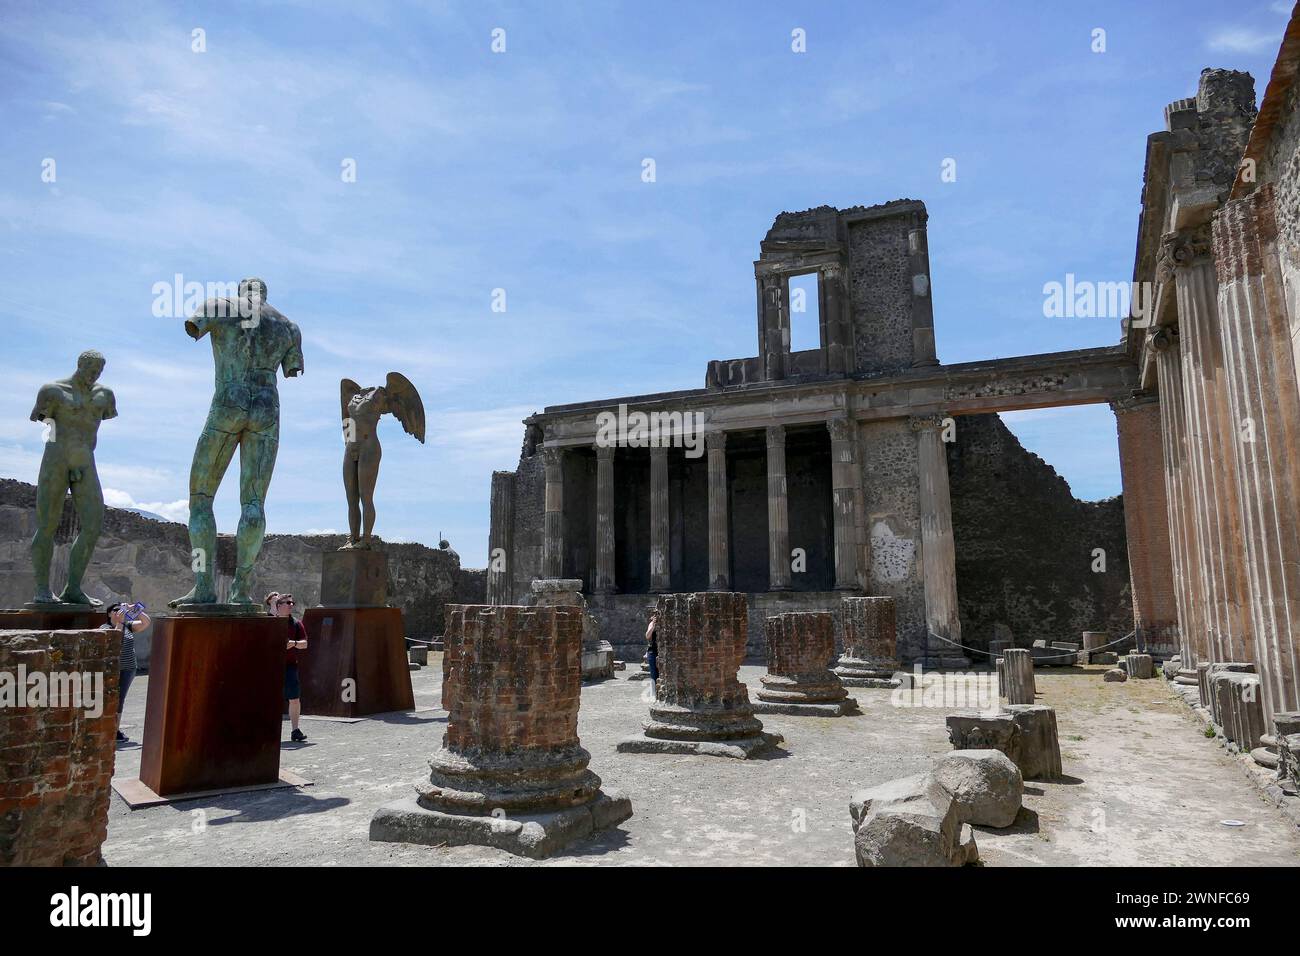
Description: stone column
821,263,853,374
757,273,788,382
707,430,730,590
594,444,615,594
828,415,860,591
616,592,780,758
486,471,514,605
649,445,670,593
912,415,968,668
1111,395,1179,655
1167,226,1252,667
540,445,564,580
755,611,855,715
1213,185,1300,720
1001,647,1035,706
908,210,939,367
1154,331,1204,680
766,425,791,590
370,604,631,857
834,596,900,687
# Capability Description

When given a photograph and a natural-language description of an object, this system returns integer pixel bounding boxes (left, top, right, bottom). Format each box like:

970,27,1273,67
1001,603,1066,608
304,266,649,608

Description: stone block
409,645,428,666
321,548,389,607
1104,668,1127,682
931,749,1023,828
849,773,974,867
1004,704,1064,781
1125,653,1155,679
946,713,1022,769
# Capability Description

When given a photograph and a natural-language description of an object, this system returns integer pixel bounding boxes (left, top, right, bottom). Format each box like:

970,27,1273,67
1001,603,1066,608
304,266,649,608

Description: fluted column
706,430,730,590
650,445,670,593
766,425,791,590
827,416,859,591
486,471,514,605
1213,185,1300,720
541,445,564,579
912,414,967,667
594,444,615,594
1167,227,1252,667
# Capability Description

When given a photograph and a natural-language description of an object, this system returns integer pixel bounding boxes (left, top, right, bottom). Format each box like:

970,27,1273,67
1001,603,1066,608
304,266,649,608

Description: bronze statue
28,350,116,606
340,374,425,549
170,278,303,607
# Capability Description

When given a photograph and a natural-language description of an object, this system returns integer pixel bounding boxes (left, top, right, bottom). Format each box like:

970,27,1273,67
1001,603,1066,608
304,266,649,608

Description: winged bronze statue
339,373,426,549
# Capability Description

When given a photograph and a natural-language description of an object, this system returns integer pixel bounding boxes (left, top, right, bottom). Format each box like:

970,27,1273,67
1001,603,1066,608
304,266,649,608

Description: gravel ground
103,659,1300,866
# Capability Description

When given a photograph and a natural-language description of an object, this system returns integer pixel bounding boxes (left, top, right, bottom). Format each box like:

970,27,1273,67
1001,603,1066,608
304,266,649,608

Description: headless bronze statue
340,374,425,549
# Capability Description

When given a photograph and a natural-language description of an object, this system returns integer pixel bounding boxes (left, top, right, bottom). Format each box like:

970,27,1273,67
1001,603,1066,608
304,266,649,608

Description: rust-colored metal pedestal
300,606,414,718
140,614,288,796
0,608,108,630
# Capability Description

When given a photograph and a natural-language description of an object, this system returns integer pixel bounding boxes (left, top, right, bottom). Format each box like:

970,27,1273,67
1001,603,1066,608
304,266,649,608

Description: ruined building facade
489,10,1300,715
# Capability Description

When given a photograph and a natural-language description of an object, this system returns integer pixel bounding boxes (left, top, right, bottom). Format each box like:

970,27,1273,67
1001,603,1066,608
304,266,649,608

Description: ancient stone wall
1260,63,1300,358
848,213,914,374
0,479,483,668
0,628,119,865
947,414,1131,654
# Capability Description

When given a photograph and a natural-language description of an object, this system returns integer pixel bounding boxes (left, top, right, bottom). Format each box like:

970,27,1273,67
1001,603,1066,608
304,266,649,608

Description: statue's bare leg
59,461,104,606
359,442,381,546
229,426,279,604
29,453,65,604
170,425,239,606
343,454,361,547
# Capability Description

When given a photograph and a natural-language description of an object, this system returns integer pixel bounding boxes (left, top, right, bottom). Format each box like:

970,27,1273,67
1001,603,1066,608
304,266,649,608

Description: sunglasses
277,599,295,607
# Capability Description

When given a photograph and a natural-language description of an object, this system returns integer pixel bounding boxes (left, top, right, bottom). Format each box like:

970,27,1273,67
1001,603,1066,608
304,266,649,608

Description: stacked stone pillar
766,425,791,590
650,445,671,592
370,604,631,858
594,444,616,594
617,592,781,758
1213,184,1300,722
706,432,730,590
753,611,857,716
834,596,901,687
540,446,564,579
912,415,969,668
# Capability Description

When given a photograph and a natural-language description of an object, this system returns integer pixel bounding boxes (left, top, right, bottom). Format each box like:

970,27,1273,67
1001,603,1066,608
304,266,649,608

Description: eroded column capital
765,423,786,447
826,416,856,443
706,429,728,453
908,414,946,433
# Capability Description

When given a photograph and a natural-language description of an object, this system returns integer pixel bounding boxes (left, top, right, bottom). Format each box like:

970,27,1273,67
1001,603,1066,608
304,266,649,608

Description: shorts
284,663,301,701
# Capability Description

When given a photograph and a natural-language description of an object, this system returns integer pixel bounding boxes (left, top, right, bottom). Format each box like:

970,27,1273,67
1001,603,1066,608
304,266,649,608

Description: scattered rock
850,773,973,867
932,749,1023,828
1104,668,1127,682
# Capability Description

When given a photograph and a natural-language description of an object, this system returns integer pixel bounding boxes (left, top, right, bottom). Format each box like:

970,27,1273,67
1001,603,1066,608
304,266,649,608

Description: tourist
272,592,309,743
645,609,659,683
102,601,150,744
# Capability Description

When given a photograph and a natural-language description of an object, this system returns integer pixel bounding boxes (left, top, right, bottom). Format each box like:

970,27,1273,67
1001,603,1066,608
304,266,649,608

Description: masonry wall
947,414,1132,653
0,479,484,667
1260,64,1300,369
848,214,915,374
0,627,119,866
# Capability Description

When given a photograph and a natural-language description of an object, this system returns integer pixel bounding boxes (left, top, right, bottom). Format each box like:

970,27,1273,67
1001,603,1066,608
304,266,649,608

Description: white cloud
1207,27,1279,53
103,487,189,523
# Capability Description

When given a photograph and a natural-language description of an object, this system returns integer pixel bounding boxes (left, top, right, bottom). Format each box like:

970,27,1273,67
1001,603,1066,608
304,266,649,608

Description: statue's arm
184,297,232,340
282,322,305,378
29,384,60,423
97,387,119,422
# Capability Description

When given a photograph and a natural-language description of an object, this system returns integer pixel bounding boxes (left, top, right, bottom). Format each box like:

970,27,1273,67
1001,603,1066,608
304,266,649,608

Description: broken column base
616,731,783,759
581,641,616,681
838,675,903,688
751,698,860,717
369,789,632,859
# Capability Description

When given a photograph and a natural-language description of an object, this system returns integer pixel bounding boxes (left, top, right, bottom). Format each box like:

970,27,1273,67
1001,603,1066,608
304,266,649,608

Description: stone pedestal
300,606,414,717
617,592,781,758
370,605,631,858
753,611,857,716
0,607,108,631
834,596,901,687
1125,653,1155,680
139,613,286,796
1212,672,1264,752
947,706,1062,781
321,549,389,607
1204,662,1255,722
1000,648,1035,705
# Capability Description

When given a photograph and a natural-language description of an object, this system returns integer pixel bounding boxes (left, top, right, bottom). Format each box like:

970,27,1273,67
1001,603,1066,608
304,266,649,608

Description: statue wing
340,378,363,421
385,372,426,443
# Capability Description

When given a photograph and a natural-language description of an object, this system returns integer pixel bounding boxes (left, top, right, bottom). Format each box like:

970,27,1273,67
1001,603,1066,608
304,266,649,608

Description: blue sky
0,1,1292,566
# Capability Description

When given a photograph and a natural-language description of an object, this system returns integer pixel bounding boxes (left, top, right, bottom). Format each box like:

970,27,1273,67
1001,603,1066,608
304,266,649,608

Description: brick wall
764,611,835,676
0,627,120,866
655,592,749,710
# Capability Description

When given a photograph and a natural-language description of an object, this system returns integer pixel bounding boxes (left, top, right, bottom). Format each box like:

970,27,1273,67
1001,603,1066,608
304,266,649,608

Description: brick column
707,430,730,590
827,415,860,591
486,471,514,605
594,444,615,594
649,445,670,593
1111,395,1179,655
1214,185,1300,720
758,611,852,709
766,425,791,590
0,628,120,866
912,415,968,667
540,446,564,580
908,210,939,367
834,596,900,686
